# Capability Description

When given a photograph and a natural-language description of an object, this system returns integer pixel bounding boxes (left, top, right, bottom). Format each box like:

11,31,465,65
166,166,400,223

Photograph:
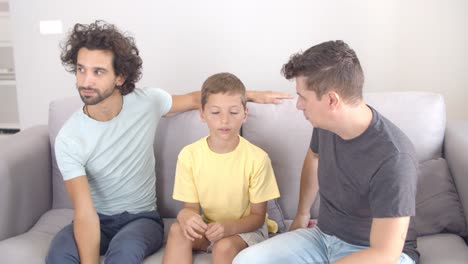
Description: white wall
9,0,468,129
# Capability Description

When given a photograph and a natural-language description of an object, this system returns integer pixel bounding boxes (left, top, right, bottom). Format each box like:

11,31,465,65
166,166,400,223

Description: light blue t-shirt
55,88,172,215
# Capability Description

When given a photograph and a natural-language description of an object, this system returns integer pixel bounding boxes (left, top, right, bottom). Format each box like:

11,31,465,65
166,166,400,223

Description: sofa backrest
48,91,446,219
242,92,446,219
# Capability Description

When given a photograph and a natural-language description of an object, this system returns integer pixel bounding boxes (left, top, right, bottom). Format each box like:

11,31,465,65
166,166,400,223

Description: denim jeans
233,226,415,264
46,210,164,264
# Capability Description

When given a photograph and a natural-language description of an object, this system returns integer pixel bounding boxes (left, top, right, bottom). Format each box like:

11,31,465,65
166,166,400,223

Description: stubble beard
78,85,115,106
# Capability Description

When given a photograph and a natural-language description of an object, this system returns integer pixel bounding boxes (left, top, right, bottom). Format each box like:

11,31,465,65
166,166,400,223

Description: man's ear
116,75,125,86
328,91,340,111
199,107,206,123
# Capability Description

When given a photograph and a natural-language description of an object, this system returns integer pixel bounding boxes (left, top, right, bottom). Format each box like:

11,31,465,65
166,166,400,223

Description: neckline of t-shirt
81,94,127,124
203,135,243,157
338,105,378,144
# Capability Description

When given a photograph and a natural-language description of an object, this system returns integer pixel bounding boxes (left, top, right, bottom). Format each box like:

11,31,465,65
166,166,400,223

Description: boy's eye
230,112,239,115
211,112,219,115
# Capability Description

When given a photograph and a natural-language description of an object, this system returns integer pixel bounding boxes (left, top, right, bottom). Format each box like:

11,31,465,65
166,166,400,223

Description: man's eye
96,70,104,75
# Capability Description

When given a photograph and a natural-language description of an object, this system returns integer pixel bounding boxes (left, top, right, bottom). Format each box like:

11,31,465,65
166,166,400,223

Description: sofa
0,91,467,263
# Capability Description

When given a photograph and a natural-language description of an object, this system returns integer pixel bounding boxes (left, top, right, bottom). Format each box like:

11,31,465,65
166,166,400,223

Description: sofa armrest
0,125,52,241
444,120,468,230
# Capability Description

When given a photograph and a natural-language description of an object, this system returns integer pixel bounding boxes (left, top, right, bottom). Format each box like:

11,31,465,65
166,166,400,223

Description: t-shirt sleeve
249,154,280,203
173,149,199,203
146,88,173,116
310,128,319,154
55,135,86,181
369,153,418,217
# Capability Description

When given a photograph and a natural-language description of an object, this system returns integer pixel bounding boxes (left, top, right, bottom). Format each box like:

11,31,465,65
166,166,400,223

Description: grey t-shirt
311,106,419,262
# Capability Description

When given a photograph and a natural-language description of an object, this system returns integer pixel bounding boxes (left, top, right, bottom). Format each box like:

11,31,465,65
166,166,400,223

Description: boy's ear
199,107,206,122
242,107,249,123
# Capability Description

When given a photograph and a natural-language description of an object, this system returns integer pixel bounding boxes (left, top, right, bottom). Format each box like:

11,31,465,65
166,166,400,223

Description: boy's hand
181,214,208,241
205,222,226,242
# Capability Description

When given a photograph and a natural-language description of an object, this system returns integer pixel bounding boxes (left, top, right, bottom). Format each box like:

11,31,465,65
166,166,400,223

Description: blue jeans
233,227,415,264
46,210,164,264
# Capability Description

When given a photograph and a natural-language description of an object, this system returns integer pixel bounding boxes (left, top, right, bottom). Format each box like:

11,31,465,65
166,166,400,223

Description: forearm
246,91,259,102
334,217,409,264
73,212,100,264
177,207,200,223
297,151,319,216
222,213,265,237
333,248,398,264
297,174,318,216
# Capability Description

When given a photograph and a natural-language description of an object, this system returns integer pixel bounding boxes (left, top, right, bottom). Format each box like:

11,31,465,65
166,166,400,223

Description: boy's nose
220,113,229,123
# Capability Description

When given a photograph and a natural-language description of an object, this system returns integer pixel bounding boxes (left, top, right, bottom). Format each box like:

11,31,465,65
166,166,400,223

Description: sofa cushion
267,199,287,233
365,92,445,162
417,233,468,264
49,96,83,209
154,110,209,218
242,99,319,220
416,158,467,237
0,209,73,264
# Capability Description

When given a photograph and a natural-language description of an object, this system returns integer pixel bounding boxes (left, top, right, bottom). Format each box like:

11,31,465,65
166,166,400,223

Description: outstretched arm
290,148,319,230
165,90,293,116
333,217,410,264
64,176,100,264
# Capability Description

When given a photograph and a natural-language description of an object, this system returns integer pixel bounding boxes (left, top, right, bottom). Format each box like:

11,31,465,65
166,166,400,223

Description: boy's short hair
281,40,364,105
201,72,247,109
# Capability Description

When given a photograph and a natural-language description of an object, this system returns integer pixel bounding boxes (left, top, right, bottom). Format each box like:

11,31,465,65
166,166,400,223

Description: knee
46,241,79,264
167,222,185,240
169,222,182,235
233,246,268,264
105,239,147,264
46,228,79,264
212,238,239,257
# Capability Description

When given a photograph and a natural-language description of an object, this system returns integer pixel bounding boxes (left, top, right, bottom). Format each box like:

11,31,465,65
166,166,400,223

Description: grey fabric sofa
0,91,467,263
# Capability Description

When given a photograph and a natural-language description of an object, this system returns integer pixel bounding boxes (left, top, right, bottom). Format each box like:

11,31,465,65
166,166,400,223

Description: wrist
178,208,196,222
296,211,311,219
246,91,256,102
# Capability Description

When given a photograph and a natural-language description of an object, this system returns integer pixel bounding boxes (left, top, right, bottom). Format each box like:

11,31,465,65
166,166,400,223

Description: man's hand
289,212,311,231
179,211,208,241
247,91,294,104
205,222,227,242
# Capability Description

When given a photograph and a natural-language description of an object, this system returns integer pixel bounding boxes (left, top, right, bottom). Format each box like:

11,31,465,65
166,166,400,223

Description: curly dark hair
282,40,364,104
60,20,142,95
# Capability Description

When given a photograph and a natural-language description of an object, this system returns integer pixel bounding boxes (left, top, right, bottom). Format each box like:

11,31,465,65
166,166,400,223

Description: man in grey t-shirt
234,40,419,263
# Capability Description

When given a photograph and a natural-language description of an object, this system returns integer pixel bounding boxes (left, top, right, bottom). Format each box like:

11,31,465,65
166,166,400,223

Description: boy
163,73,280,264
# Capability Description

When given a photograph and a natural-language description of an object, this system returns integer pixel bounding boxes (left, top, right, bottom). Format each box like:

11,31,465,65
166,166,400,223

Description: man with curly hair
45,20,291,264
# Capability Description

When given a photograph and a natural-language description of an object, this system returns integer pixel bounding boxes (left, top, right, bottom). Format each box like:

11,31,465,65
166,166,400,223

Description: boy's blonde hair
201,72,247,110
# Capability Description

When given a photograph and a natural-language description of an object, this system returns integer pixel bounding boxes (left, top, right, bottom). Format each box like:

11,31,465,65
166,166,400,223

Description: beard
78,86,115,105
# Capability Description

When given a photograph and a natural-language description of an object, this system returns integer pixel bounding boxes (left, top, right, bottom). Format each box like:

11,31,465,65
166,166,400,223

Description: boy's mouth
218,128,231,133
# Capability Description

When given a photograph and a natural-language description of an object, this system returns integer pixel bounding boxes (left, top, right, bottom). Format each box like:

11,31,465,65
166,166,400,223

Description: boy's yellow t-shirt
173,136,280,232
